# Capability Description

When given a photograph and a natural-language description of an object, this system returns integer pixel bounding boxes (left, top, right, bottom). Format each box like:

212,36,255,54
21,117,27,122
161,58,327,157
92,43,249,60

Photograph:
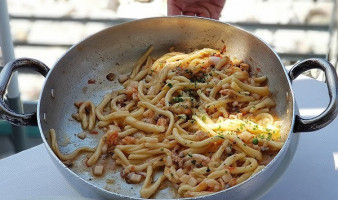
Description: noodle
50,46,284,198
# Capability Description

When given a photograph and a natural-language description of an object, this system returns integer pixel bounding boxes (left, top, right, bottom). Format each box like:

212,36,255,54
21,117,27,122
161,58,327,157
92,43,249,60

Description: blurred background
0,0,337,158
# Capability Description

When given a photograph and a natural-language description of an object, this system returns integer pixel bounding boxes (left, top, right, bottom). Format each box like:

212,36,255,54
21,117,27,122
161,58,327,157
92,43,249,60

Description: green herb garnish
267,133,272,141
218,134,225,139
252,138,259,145
172,96,184,103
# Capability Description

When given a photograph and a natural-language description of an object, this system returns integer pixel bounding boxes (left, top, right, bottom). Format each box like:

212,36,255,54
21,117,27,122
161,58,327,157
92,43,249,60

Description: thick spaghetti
50,46,284,198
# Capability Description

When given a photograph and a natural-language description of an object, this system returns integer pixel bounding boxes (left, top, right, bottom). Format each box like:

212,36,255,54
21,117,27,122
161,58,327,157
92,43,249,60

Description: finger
167,0,182,16
209,11,221,19
198,12,211,18
196,9,211,18
182,11,196,16
182,6,211,18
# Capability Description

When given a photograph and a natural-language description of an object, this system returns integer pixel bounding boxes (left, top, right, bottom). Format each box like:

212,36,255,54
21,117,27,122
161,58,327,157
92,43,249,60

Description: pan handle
0,58,50,126
288,58,338,133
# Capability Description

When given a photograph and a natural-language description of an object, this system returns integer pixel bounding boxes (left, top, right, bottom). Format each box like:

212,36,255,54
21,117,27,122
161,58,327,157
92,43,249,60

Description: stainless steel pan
0,17,337,200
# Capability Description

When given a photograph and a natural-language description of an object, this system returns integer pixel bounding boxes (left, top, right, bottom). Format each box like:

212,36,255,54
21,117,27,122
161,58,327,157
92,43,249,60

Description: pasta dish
50,46,284,198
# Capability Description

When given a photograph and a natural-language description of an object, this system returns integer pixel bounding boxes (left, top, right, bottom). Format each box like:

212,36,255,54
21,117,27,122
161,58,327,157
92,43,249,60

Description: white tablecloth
0,75,337,200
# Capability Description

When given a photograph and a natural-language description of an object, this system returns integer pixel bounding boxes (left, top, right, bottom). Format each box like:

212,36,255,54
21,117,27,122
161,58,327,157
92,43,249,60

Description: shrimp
156,98,166,107
141,117,155,124
142,109,156,124
106,130,118,147
170,101,192,115
125,80,139,100
219,89,237,99
121,136,136,145
125,87,138,100
156,117,168,127
105,125,120,146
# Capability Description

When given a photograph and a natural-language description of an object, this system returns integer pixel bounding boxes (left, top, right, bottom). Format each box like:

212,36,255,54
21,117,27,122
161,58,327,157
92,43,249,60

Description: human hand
167,0,226,20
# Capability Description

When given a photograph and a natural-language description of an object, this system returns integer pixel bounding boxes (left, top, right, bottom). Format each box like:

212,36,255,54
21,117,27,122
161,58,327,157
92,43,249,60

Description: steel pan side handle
0,58,50,126
288,58,338,133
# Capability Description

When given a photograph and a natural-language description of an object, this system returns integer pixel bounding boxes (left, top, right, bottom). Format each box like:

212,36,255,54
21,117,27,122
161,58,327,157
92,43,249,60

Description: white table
0,75,337,200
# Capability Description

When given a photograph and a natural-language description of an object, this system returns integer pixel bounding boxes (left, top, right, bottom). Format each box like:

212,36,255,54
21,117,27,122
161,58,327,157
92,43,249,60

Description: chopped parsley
185,69,193,75
217,134,225,139
177,104,188,109
167,83,173,88
189,71,208,83
183,88,195,98
267,133,272,141
258,134,265,139
202,115,206,122
240,123,245,130
206,167,211,172
187,153,193,157
252,138,259,145
172,96,184,103
178,115,187,120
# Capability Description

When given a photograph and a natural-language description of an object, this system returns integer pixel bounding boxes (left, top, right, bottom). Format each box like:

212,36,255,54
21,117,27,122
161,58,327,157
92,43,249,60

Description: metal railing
9,15,332,63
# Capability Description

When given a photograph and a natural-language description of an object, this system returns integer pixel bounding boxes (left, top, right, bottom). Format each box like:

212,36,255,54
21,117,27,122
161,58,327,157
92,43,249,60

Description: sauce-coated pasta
50,46,284,198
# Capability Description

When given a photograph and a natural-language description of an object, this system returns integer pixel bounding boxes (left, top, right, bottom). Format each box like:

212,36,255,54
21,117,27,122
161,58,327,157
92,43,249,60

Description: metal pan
0,17,337,200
